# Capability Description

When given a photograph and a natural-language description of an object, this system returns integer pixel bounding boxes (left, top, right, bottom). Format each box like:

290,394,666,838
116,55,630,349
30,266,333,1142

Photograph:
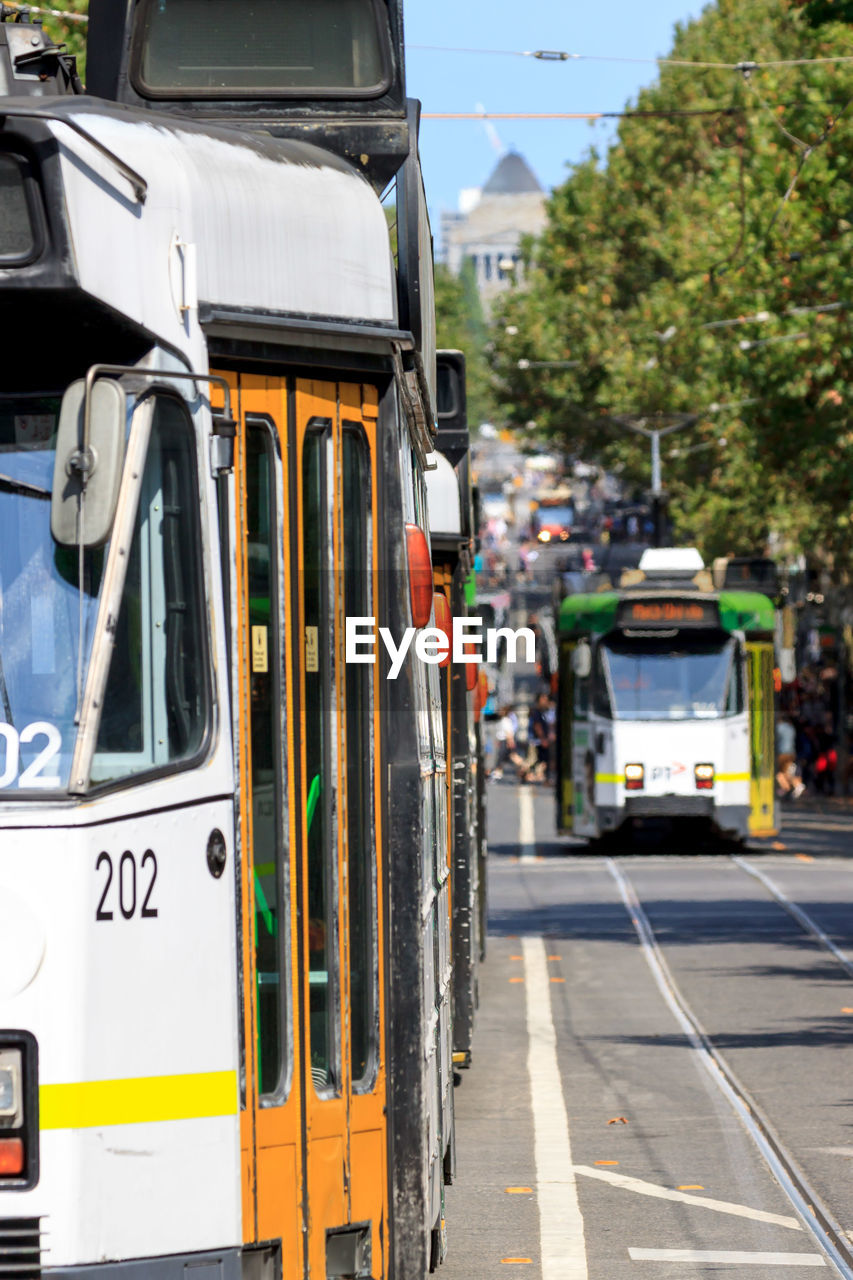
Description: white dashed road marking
523,935,588,1278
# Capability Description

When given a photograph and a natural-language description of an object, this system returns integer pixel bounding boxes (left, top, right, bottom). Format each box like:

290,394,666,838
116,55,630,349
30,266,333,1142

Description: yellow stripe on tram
716,773,750,783
40,1070,238,1130
595,773,625,784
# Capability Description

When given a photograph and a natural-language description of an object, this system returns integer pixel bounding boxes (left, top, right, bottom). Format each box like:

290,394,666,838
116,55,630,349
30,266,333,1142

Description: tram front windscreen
597,636,740,722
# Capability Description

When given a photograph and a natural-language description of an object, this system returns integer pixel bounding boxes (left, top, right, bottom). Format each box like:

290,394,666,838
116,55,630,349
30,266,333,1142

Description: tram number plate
95,850,158,922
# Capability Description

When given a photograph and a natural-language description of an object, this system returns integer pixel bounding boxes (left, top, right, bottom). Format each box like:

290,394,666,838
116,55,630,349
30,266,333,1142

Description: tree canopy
34,0,88,77
492,0,853,571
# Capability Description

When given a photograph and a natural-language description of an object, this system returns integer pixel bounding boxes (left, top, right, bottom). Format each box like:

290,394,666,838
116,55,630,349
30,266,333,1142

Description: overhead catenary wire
410,44,853,73
1,1,87,21
422,101,849,121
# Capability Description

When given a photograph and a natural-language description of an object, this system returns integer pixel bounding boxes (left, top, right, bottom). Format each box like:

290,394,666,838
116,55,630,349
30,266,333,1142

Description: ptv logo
651,763,687,782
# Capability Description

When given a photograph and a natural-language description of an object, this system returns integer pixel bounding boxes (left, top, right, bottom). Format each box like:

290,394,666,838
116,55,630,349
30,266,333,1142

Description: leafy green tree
493,0,853,576
36,0,88,77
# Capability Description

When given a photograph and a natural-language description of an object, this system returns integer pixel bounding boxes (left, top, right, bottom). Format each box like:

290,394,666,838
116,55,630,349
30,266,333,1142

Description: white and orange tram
0,3,460,1278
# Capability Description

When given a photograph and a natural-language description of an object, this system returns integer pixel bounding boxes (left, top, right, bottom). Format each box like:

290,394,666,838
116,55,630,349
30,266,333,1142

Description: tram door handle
595,731,606,755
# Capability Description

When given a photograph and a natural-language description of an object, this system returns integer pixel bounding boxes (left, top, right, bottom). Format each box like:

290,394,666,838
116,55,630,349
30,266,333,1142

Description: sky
404,0,709,231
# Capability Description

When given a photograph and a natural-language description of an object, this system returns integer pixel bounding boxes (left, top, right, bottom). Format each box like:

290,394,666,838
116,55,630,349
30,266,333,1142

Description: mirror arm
79,365,234,488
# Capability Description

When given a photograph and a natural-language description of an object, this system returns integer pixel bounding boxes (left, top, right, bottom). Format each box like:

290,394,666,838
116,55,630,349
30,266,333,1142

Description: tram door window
302,420,340,1092
245,424,286,1099
341,424,377,1089
226,375,302,1273
295,379,386,1280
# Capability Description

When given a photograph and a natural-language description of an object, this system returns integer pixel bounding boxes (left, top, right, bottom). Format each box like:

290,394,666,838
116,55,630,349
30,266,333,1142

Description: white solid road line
628,1247,826,1266
573,1165,801,1229
523,935,589,1279
519,785,537,863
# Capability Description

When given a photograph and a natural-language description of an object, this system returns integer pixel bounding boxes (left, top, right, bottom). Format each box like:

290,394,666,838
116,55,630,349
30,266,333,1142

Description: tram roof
3,99,397,354
559,589,776,637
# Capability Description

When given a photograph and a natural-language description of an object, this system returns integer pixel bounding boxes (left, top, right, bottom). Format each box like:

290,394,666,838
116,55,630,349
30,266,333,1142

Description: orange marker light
433,592,452,668
678,1185,705,1190
0,1137,24,1176
501,1259,533,1265
595,1160,619,1166
405,524,433,628
505,1187,534,1194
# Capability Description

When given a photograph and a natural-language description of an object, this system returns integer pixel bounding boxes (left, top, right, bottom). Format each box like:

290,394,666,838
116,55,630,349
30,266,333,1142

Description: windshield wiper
0,473,50,501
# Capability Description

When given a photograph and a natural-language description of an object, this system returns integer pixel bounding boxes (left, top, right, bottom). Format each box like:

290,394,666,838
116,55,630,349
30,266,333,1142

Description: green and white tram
556,550,778,842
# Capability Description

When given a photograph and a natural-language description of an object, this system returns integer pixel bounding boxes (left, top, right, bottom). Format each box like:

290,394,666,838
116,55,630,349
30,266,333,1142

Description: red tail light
465,642,479,691
0,1138,24,1177
695,763,715,790
433,592,452,668
625,763,644,791
405,524,433,628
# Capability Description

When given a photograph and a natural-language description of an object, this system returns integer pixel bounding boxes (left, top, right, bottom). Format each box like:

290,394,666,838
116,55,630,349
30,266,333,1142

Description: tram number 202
96,850,158,922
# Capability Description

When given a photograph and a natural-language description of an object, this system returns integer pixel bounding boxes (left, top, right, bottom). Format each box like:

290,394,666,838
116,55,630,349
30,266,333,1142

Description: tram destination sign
617,597,721,628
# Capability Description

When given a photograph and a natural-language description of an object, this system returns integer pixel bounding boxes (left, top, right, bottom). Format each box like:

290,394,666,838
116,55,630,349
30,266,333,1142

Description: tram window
342,426,377,1089
92,397,208,783
0,155,36,263
303,424,338,1093
0,393,103,792
573,666,590,717
726,649,744,716
135,0,391,96
246,424,287,1101
592,645,613,718
601,637,739,722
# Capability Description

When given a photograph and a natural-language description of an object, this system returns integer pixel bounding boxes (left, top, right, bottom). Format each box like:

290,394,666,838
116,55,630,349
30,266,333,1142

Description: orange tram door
222,371,387,1280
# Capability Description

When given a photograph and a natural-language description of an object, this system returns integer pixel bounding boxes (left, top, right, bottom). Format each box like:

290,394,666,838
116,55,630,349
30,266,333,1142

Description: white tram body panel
576,713,751,838
0,797,242,1263
50,106,397,358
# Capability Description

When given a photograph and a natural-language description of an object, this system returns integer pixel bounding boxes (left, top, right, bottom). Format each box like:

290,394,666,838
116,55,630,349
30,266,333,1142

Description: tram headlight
695,763,715,790
0,1050,23,1128
625,763,644,791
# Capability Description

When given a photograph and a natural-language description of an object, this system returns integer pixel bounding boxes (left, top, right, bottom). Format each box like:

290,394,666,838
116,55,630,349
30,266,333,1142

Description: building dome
481,152,543,197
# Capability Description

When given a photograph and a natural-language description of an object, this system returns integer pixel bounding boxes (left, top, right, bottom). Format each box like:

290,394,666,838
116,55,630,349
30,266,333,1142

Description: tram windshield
598,636,741,721
0,391,208,796
0,395,104,792
136,0,390,95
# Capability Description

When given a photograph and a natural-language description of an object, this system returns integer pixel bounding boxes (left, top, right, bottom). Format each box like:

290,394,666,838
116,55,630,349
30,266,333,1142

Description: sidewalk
785,792,853,813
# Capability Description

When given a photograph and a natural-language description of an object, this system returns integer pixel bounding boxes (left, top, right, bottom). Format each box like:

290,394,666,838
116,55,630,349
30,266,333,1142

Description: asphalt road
442,783,853,1278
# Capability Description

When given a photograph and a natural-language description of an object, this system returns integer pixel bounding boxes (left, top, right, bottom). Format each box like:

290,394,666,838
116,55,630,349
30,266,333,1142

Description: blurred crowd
777,658,846,799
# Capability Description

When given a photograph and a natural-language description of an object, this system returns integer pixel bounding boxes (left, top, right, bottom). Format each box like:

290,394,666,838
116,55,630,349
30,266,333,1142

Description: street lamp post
611,413,699,547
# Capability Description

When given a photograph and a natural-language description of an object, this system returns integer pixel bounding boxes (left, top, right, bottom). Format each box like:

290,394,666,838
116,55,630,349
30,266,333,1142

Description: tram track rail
732,853,853,981
606,854,853,1279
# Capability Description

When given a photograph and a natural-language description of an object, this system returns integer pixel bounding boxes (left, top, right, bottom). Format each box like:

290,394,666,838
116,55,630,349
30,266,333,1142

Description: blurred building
440,151,547,309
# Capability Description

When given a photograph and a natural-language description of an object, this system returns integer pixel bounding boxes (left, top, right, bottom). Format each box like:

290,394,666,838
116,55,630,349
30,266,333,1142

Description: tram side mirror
572,641,592,679
51,379,126,548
